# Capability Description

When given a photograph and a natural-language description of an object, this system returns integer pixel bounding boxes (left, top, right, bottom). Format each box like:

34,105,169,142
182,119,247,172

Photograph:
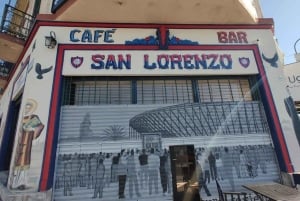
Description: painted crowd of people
195,144,275,194
54,144,275,200
55,147,172,199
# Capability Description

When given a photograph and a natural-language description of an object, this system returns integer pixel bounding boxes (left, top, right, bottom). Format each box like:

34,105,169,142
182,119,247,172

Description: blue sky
0,1,298,64
260,0,300,64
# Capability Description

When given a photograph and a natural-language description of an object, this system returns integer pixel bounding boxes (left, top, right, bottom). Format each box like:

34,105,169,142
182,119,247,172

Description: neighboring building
283,54,300,144
0,0,300,201
283,57,300,167
284,57,300,114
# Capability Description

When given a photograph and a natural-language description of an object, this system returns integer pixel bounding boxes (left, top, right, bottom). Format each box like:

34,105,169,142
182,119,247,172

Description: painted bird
262,53,279,68
35,63,53,79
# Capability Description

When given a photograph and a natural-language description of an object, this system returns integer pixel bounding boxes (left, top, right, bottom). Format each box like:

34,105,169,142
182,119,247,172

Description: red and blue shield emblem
71,56,83,68
239,57,250,68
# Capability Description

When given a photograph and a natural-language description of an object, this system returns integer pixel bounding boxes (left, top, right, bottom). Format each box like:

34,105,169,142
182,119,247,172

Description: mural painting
10,99,44,190
54,103,281,201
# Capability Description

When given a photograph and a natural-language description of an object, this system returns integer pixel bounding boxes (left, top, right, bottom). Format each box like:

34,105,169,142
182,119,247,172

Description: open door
169,144,200,201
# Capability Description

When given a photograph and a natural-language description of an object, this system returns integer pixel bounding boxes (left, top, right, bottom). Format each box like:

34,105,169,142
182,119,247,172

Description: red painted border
39,44,64,190
253,47,294,173
5,20,274,89
35,20,274,30
39,43,293,191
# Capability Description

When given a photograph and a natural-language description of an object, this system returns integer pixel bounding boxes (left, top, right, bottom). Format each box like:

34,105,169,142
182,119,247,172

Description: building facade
0,1,300,201
284,59,300,113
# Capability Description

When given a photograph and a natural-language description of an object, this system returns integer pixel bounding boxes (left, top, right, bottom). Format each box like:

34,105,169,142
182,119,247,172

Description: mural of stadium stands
129,101,269,139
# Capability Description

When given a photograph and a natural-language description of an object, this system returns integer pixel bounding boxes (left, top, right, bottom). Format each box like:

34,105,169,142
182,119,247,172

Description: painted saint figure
11,99,44,190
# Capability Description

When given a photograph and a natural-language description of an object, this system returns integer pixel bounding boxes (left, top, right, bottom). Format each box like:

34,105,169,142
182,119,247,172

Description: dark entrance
169,144,200,201
0,95,22,173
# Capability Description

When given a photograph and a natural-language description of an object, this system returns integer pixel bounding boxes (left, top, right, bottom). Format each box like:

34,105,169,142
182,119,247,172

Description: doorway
169,144,200,201
0,95,22,173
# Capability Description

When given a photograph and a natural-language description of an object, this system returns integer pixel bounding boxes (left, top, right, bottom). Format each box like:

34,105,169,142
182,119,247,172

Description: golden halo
25,98,38,114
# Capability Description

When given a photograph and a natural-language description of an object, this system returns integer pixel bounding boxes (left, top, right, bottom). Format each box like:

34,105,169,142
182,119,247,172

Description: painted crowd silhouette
54,144,276,200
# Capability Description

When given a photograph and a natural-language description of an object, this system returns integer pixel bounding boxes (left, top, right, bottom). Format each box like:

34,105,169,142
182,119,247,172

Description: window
136,79,193,104
74,80,131,105
197,78,252,103
62,77,253,105
62,77,131,105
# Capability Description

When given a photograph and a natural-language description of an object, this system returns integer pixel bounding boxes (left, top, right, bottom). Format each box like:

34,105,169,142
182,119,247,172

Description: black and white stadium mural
54,103,281,201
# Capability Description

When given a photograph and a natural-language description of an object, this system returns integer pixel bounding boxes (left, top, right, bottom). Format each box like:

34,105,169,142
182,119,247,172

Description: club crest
71,56,84,68
239,57,250,68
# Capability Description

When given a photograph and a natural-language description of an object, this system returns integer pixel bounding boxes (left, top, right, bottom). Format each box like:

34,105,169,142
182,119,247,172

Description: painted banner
63,50,258,76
